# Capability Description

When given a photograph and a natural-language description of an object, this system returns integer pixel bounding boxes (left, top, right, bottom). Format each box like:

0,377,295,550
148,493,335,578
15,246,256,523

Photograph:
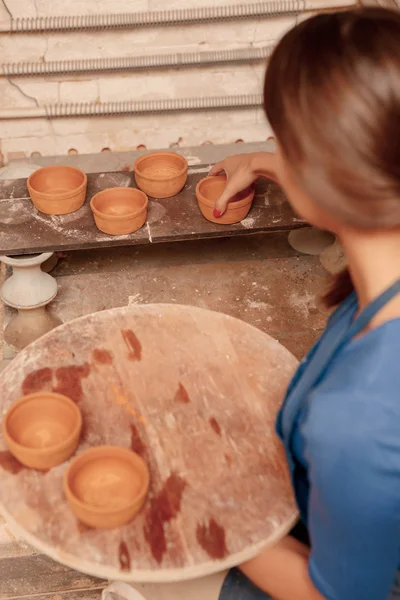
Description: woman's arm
241,536,325,600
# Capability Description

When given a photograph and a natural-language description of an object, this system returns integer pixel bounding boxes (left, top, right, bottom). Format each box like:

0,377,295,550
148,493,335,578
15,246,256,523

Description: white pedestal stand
0,253,61,351
288,228,335,255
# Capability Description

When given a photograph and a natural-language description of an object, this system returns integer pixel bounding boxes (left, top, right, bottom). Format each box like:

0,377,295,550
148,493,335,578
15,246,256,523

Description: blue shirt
277,291,400,600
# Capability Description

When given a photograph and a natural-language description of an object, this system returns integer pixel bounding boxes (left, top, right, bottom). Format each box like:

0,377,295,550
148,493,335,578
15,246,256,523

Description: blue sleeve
303,391,400,600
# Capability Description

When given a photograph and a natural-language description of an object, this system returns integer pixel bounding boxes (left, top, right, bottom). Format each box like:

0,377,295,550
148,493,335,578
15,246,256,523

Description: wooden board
0,553,105,598
0,304,298,582
0,169,304,256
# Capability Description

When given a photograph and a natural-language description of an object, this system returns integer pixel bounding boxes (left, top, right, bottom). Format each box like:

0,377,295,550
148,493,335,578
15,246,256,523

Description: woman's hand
209,151,278,217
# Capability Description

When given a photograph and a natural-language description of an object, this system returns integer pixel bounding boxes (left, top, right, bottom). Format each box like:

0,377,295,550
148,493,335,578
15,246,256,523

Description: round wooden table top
0,304,298,582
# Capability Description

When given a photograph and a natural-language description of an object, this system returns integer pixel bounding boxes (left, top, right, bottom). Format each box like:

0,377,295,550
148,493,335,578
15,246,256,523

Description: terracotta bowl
90,187,148,236
27,166,87,215
3,392,82,470
64,446,150,529
196,175,255,225
134,152,188,198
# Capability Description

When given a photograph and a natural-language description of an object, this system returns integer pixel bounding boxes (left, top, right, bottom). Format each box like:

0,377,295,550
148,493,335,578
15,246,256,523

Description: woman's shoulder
336,317,400,390
304,319,400,456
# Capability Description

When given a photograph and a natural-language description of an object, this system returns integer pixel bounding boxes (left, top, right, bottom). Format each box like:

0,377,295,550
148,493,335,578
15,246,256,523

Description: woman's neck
340,228,400,319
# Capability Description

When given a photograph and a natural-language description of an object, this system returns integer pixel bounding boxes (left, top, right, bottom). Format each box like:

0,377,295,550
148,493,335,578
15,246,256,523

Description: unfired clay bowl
64,446,150,529
90,187,148,236
196,175,255,225
27,166,87,215
134,152,188,198
3,392,82,470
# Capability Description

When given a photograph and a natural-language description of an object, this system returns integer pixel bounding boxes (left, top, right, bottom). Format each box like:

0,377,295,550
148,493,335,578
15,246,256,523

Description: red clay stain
119,541,131,571
225,453,232,466
175,382,190,404
53,363,90,403
144,473,187,564
92,348,113,365
209,417,221,436
196,518,228,559
0,452,24,475
121,165,131,172
144,507,166,565
130,424,146,457
121,329,142,361
22,367,53,395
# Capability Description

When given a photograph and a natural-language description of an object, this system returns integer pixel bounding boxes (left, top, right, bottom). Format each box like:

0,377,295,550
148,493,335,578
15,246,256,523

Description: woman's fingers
214,181,239,216
209,155,254,217
209,162,225,176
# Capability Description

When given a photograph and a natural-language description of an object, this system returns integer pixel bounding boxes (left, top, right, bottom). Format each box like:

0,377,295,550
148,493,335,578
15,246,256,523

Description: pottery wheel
0,304,298,582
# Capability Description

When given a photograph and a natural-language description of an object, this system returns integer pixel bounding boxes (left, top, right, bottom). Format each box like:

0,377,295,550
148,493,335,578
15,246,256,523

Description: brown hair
264,7,400,306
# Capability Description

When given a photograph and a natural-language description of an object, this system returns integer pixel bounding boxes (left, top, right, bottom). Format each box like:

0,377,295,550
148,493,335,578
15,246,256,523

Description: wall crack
6,78,39,107
0,0,12,18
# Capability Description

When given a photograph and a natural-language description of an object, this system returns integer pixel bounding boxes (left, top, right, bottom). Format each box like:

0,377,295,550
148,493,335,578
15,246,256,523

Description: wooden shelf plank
0,168,304,256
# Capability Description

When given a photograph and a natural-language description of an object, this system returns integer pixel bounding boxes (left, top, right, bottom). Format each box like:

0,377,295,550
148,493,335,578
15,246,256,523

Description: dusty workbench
0,166,304,256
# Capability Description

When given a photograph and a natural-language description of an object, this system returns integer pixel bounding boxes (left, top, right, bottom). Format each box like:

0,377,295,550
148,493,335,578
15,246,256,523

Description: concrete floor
4,232,328,358
0,231,329,599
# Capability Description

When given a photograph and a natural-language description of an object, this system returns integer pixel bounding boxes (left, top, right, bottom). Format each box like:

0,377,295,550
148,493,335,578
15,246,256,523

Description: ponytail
323,268,354,308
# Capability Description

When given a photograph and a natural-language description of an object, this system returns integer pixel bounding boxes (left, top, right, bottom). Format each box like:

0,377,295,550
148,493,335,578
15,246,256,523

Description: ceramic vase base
288,228,335,256
319,239,347,274
4,307,62,351
0,252,58,309
1,289,57,311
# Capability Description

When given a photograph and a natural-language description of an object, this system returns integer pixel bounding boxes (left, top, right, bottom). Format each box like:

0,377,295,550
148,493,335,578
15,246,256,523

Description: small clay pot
134,152,188,198
27,166,87,215
64,446,150,529
90,187,148,236
3,392,82,470
196,175,255,225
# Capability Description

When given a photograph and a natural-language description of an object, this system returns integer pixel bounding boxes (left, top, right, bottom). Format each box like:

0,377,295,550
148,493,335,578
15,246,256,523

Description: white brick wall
59,80,100,104
0,0,298,162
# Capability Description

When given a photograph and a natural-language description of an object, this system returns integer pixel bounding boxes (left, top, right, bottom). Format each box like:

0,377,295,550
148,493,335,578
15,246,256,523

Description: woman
212,7,400,600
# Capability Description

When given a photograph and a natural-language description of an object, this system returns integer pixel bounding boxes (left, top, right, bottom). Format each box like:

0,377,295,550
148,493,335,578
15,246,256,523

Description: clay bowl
64,446,150,529
90,187,148,236
196,175,255,225
3,392,82,470
134,151,188,198
27,166,87,215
